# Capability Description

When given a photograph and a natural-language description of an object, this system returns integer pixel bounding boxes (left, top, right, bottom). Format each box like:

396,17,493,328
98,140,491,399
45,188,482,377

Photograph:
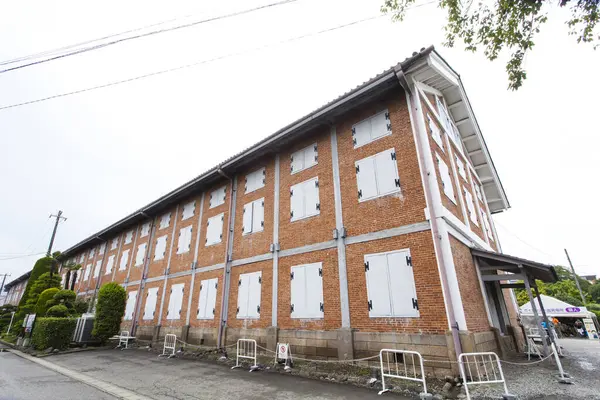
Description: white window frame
83,264,91,281
455,155,467,180
166,283,185,320
290,177,320,222
111,237,119,250
125,230,134,245
436,96,463,153
236,271,262,319
197,278,218,320
181,201,195,221
154,235,168,261
290,143,318,174
463,186,479,226
105,255,115,275
209,186,227,209
124,291,137,321
135,243,147,267
355,148,401,202
205,213,224,246
245,167,266,194
93,259,102,278
242,198,265,235
143,287,159,320
427,113,444,150
177,225,193,254
436,153,456,204
352,109,392,149
290,262,324,319
140,222,151,238
159,212,171,229
119,249,129,271
364,249,419,318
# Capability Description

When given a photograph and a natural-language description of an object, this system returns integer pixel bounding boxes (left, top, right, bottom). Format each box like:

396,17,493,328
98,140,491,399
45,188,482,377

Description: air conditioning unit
72,313,95,344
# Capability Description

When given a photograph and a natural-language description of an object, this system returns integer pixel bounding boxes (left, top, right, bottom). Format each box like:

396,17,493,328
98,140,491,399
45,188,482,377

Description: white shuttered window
243,198,265,235
177,226,193,254
159,212,171,229
83,264,91,281
245,168,266,194
105,255,115,275
125,230,133,244
481,211,494,242
436,153,456,203
355,148,400,202
427,114,444,150
143,288,159,320
237,271,261,319
167,283,185,320
456,156,467,179
181,201,195,220
111,237,119,250
291,143,318,174
140,222,150,238
119,249,129,270
154,235,168,261
210,186,227,208
93,260,102,278
124,291,137,320
135,243,147,267
290,177,320,221
290,262,324,319
352,110,392,148
364,249,419,318
197,278,218,319
205,214,224,246
463,187,479,226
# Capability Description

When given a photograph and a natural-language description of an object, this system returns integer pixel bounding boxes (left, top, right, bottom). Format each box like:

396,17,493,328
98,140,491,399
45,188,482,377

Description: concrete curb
7,348,153,400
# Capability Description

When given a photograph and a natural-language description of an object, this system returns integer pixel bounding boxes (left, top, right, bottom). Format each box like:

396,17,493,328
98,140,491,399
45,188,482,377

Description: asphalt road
0,351,115,400
50,349,403,400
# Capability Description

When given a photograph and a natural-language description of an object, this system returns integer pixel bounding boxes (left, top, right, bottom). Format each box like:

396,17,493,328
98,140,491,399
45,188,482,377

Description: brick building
2,271,30,306
59,46,556,375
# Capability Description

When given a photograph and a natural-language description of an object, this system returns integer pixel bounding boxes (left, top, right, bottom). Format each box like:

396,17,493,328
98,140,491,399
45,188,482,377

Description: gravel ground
468,338,600,400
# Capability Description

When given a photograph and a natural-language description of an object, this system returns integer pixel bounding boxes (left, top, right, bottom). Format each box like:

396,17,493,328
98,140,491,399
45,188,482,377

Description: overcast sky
1,0,598,288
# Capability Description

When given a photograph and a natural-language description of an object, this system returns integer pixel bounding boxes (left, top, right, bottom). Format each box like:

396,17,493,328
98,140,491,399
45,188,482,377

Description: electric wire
0,14,384,111
0,0,298,74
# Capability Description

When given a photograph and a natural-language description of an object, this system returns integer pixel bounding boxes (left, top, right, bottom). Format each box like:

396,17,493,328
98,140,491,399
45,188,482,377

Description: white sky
1,0,598,288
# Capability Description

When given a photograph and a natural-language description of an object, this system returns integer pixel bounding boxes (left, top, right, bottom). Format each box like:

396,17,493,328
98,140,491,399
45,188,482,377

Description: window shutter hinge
257,305,260,314
351,127,356,135
368,300,373,311
318,268,322,276
290,189,293,197
406,255,412,266
215,282,218,289
236,306,239,314
387,123,392,131
385,111,390,120
212,308,215,314
238,279,241,286
290,211,293,218
364,261,369,271
258,276,262,284
395,178,400,187
290,271,294,280
412,298,419,310
391,152,396,160
315,180,319,188
290,304,294,313
320,302,324,312
352,137,357,146
355,165,360,173
358,189,362,199
316,203,320,211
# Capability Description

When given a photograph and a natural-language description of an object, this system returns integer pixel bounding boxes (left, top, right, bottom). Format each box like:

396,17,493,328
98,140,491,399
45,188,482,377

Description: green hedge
35,288,60,316
31,317,77,350
93,282,126,343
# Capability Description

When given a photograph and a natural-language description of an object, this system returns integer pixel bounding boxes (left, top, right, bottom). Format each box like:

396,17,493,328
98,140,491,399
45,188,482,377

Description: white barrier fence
378,349,428,397
118,331,133,349
159,334,177,358
232,339,258,371
458,352,514,400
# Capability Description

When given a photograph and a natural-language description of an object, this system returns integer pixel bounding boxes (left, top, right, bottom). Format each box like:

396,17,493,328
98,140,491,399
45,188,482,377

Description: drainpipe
216,167,237,348
401,72,463,358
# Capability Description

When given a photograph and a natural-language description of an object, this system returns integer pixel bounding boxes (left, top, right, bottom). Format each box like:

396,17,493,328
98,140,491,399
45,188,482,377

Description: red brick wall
337,92,427,237
346,231,448,334
449,235,490,333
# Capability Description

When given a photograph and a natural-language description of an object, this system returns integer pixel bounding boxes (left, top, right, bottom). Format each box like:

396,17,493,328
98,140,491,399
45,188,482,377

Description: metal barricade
118,331,131,349
458,352,513,400
232,339,258,371
158,334,177,358
378,349,428,396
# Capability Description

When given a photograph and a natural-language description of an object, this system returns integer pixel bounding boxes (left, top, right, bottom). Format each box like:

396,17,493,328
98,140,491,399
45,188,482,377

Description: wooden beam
455,118,469,126
499,283,526,289
448,100,463,110
463,133,477,141
468,149,483,156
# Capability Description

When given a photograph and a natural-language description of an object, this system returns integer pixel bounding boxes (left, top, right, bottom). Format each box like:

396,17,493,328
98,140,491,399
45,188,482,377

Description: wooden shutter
353,118,371,148
356,157,378,201
119,250,129,270
252,199,264,233
167,284,184,320
125,291,137,320
463,187,478,226
374,149,400,197
237,273,250,318
304,178,320,219
135,243,146,266
242,202,253,235
370,111,390,140
105,255,115,275
387,251,419,317
364,254,392,317
197,279,210,319
290,182,304,221
436,154,455,202
290,265,306,318
206,213,224,246
247,272,262,318
143,288,158,320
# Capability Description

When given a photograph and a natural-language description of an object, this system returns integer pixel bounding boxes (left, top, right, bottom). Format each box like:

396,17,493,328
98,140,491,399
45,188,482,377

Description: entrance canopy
520,294,592,318
471,248,558,286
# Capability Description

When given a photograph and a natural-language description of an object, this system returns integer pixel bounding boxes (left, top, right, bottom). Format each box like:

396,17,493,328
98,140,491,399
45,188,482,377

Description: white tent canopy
520,294,592,318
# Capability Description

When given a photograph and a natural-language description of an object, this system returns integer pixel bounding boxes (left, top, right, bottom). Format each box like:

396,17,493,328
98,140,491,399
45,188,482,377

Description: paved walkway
0,351,116,400
48,349,402,400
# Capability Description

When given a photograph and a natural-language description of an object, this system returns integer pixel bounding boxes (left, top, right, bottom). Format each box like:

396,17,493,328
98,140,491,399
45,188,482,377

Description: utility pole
0,273,10,297
564,248,587,306
47,210,67,256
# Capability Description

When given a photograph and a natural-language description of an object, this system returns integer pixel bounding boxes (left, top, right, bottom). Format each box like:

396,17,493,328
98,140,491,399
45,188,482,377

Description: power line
0,252,45,261
0,0,298,74
0,14,384,111
494,220,557,262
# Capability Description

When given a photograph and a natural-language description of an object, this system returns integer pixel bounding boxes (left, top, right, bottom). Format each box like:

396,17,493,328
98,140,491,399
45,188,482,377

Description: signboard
22,314,29,328
583,318,598,340
277,343,289,359
24,314,36,333
566,307,581,313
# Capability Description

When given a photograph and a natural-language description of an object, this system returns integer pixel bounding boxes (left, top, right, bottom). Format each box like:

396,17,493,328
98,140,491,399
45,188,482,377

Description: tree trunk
65,270,71,290
70,271,78,291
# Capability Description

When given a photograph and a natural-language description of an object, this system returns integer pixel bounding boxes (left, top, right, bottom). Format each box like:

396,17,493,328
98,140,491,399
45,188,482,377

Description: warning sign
277,343,289,359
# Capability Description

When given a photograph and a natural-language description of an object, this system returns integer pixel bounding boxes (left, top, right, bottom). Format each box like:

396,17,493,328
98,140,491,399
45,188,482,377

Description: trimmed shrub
31,317,76,350
93,283,126,343
35,288,60,316
73,298,89,315
17,257,53,309
0,304,17,332
23,272,61,314
46,305,69,317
